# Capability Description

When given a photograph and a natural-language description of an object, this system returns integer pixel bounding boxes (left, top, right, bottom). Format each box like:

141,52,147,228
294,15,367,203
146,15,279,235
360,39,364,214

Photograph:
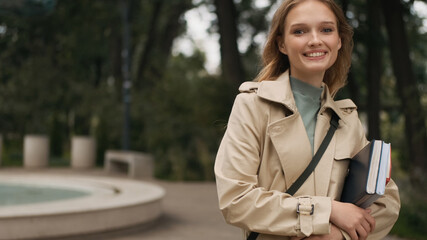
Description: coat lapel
256,71,345,196
268,114,313,192
312,113,335,196
257,72,314,193
313,86,345,196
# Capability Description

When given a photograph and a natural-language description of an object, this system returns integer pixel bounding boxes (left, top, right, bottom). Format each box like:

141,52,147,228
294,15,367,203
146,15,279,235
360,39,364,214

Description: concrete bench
104,150,153,178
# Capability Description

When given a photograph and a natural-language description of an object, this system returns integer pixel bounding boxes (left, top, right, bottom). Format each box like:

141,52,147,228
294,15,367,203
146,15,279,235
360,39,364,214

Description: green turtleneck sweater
290,76,323,154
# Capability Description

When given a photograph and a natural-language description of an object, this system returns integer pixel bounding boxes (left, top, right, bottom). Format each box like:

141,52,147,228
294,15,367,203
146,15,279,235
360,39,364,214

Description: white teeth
306,52,325,57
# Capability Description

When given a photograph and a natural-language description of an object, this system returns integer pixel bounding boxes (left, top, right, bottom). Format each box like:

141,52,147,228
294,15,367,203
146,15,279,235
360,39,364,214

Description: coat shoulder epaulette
335,99,357,114
239,81,260,93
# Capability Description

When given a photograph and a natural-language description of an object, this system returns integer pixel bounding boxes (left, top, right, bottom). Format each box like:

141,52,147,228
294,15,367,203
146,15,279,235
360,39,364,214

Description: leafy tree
214,0,245,90
381,0,427,184
141,51,232,180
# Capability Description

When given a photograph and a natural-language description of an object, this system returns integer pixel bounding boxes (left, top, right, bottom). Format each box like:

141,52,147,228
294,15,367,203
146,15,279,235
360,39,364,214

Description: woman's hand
330,200,375,240
290,224,344,240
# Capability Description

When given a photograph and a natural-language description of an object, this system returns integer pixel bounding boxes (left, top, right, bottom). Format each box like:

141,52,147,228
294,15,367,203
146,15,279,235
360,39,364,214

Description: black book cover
340,141,381,208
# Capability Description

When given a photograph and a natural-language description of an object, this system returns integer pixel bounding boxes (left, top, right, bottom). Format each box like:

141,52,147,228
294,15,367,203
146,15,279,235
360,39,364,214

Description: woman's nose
308,32,322,46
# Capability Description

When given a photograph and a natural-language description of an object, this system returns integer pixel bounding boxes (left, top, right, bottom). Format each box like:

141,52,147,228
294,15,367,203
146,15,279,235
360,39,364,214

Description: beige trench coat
215,71,400,239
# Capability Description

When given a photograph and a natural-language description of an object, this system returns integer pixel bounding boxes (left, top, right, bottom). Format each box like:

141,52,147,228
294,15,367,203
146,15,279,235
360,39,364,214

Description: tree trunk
339,0,360,107
159,1,192,58
132,0,192,87
151,0,192,81
133,0,164,87
214,0,245,89
381,0,427,184
366,0,382,140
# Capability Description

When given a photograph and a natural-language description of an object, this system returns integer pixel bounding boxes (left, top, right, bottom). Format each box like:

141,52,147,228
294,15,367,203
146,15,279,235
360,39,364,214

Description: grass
389,162,427,240
390,201,427,240
1,151,23,166
1,152,70,167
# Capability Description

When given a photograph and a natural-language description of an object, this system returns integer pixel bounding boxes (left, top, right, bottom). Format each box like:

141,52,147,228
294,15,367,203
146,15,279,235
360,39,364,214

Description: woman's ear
338,37,342,50
276,36,287,55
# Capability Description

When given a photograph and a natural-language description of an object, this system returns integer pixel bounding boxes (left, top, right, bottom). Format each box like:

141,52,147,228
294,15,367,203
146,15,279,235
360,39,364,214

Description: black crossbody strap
285,112,339,195
247,113,339,240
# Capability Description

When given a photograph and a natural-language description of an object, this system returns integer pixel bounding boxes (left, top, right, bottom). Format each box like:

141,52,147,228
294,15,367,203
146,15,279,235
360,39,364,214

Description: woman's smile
304,50,327,58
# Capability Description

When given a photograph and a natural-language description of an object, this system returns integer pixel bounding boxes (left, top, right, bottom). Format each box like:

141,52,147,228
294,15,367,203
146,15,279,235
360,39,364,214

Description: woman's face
278,0,341,81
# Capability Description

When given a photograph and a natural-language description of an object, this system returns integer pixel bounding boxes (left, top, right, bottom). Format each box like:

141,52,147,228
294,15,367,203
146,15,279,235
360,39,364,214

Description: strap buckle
297,203,314,215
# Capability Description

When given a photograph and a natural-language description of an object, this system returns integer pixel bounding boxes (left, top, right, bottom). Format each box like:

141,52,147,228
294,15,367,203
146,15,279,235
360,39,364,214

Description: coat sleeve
214,93,331,237
366,179,400,239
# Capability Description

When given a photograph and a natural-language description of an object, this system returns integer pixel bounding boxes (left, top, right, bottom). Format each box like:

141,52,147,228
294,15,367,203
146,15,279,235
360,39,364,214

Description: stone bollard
24,135,50,168
71,136,96,168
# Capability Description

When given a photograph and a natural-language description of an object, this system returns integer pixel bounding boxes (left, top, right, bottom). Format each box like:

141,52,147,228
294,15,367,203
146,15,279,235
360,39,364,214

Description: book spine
359,194,381,209
386,146,392,184
355,194,373,207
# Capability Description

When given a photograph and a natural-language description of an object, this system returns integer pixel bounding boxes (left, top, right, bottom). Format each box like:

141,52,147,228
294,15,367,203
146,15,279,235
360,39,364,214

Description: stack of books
340,140,392,208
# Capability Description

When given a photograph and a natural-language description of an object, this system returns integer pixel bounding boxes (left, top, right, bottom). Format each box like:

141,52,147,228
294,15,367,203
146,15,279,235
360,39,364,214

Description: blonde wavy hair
255,0,353,96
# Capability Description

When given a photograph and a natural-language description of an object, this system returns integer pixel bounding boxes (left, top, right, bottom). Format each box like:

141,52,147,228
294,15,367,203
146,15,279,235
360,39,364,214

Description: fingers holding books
364,208,376,231
330,201,376,240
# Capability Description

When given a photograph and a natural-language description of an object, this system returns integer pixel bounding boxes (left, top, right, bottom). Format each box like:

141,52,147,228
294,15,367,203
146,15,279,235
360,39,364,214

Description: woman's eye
322,28,334,33
293,29,305,35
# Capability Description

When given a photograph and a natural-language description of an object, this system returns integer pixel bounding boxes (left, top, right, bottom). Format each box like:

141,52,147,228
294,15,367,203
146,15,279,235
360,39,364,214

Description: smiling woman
214,1,400,240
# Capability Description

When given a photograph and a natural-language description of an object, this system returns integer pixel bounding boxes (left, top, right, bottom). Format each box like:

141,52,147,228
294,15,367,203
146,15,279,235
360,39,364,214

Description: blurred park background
0,0,426,239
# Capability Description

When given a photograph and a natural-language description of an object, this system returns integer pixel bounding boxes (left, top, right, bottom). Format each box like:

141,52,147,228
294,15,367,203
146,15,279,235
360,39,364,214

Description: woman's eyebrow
288,23,307,28
289,21,336,28
320,21,336,25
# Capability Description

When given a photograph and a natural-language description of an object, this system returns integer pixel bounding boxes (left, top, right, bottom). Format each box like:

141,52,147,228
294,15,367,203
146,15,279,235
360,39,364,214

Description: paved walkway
67,180,242,240
1,168,405,240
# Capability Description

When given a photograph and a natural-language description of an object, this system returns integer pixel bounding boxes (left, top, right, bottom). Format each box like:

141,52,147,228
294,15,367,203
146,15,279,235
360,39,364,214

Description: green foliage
0,0,56,16
385,144,427,239
391,201,427,240
0,0,121,140
140,51,233,180
0,136,22,166
0,0,227,180
390,161,427,240
0,0,182,165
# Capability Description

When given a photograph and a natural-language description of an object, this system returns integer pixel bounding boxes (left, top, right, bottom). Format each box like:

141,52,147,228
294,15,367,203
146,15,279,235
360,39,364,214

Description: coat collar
255,70,347,124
